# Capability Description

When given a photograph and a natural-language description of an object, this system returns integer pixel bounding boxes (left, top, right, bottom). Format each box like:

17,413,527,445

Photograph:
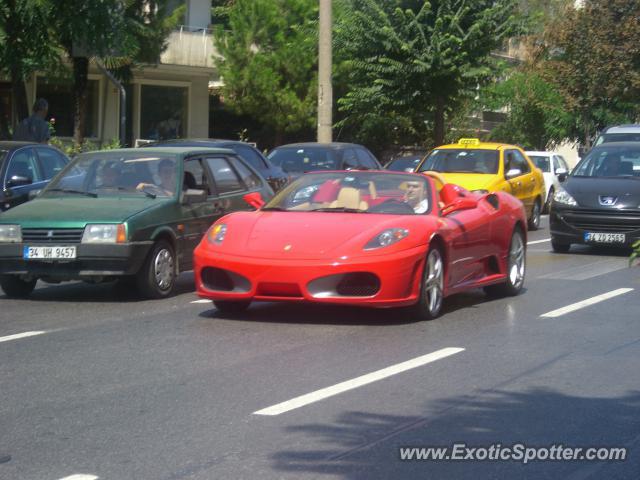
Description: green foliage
50,137,121,157
335,0,524,148
484,70,572,149
214,0,318,141
543,0,640,147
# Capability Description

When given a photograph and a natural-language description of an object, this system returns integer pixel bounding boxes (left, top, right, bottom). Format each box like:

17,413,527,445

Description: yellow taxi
415,138,545,230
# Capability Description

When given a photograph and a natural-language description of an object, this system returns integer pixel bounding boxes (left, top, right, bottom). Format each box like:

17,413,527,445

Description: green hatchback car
0,147,273,298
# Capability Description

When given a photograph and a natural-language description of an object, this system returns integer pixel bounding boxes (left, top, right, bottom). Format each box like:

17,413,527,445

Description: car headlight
82,224,126,243
293,185,318,202
553,187,577,206
207,224,227,244
364,228,409,250
0,224,21,243
471,189,489,194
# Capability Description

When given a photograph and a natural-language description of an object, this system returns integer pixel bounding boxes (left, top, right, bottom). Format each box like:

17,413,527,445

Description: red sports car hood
217,211,438,259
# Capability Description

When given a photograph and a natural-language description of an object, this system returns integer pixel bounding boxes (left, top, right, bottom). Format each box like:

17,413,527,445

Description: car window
205,156,245,194
36,147,67,180
233,144,268,171
552,156,561,172
6,148,41,184
559,156,570,171
184,158,211,195
268,147,339,172
356,148,378,169
229,155,262,189
529,155,550,172
512,150,530,173
342,149,359,169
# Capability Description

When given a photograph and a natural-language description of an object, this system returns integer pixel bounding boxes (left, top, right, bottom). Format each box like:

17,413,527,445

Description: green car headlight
0,224,22,243
82,224,127,243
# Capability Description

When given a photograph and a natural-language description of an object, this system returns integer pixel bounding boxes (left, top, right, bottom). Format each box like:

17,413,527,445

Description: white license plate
23,246,77,259
584,232,626,244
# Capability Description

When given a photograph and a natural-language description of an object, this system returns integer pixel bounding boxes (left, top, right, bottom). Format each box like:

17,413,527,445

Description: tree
0,0,59,136
335,0,522,148
214,0,318,144
484,70,572,149
543,0,640,147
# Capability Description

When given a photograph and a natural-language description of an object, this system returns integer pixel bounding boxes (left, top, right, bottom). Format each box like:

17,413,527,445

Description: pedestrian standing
13,98,51,143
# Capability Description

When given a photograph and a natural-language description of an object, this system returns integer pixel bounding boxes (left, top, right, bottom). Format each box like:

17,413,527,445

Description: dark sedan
385,154,423,172
145,138,289,192
267,142,382,177
550,142,640,252
0,142,70,211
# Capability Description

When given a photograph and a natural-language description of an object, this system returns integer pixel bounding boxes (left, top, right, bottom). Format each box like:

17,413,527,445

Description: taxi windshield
419,149,499,174
263,172,432,215
42,152,179,198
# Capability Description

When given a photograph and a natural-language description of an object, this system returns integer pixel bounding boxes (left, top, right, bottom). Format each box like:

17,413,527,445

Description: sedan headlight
364,228,409,250
82,224,126,243
0,224,21,243
553,187,577,206
207,223,227,244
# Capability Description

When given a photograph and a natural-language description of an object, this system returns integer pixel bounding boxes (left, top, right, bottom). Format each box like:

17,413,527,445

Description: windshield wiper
310,207,367,213
46,188,97,198
261,206,287,211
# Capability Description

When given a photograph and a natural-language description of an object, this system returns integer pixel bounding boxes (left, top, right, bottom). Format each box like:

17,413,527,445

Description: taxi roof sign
458,138,481,146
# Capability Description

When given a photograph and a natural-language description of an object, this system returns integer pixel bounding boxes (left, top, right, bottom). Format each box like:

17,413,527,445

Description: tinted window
387,156,422,172
36,147,67,180
229,156,262,189
419,149,499,174
512,150,530,173
268,147,339,172
184,158,211,195
573,146,640,177
597,133,640,145
6,148,41,183
206,156,244,194
356,148,378,169
233,144,268,171
529,155,550,172
342,148,359,169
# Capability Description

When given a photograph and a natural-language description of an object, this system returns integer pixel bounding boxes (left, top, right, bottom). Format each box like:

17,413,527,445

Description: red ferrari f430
194,171,527,319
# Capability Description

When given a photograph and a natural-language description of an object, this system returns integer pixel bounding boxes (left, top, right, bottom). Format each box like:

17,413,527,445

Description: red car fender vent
308,272,380,298
201,267,251,293
256,282,303,298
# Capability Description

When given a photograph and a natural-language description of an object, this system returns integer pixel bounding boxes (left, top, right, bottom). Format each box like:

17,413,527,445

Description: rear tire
406,246,445,320
136,240,176,299
484,227,526,297
528,199,541,231
551,237,571,253
213,300,251,314
0,275,37,298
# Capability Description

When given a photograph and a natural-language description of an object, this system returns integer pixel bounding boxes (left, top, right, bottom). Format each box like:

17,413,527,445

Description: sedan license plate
23,246,77,260
583,232,626,244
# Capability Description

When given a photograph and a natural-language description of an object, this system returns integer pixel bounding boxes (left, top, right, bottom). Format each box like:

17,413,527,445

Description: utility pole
317,0,332,142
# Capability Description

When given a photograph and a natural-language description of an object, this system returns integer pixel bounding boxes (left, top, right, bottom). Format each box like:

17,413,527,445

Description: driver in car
136,159,176,196
404,180,429,213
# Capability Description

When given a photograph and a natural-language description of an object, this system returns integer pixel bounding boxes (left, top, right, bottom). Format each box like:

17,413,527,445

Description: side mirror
182,188,207,204
556,167,568,182
505,168,522,179
6,175,32,188
243,191,265,209
28,189,42,200
443,196,478,215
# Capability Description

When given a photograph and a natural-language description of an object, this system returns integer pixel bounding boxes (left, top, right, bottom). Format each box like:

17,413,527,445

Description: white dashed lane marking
540,288,634,318
0,331,47,343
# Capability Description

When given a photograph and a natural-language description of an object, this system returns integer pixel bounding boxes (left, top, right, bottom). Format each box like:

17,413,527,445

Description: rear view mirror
6,175,32,188
556,167,568,182
243,191,265,209
505,168,522,179
182,188,207,204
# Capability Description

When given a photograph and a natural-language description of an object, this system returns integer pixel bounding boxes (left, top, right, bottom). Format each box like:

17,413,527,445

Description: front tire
136,240,176,299
407,246,445,320
213,300,251,314
0,275,37,298
484,227,526,297
528,198,541,231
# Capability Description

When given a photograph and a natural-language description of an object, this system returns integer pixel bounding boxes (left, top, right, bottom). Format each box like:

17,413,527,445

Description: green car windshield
42,151,180,198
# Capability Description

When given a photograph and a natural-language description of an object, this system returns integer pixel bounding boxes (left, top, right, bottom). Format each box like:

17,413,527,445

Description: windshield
42,151,180,198
595,133,640,145
418,149,499,174
572,146,640,178
268,147,340,173
529,155,551,172
263,172,432,215
387,155,422,172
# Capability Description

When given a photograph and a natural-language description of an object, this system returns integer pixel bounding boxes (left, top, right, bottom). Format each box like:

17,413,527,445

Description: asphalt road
1,216,639,480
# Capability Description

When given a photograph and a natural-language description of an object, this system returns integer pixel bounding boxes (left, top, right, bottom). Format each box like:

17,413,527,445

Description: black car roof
273,142,368,150
590,141,640,149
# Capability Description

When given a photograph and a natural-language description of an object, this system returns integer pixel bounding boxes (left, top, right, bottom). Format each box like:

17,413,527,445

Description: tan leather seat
330,187,368,210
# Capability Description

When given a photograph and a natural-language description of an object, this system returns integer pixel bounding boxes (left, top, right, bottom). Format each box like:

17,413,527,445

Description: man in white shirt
404,180,429,213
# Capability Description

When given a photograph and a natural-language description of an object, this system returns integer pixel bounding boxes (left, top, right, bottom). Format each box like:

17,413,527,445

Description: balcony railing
160,26,220,69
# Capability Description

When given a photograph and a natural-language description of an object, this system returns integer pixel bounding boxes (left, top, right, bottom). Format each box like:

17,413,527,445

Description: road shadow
1,272,196,303
271,388,640,479
197,289,501,327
